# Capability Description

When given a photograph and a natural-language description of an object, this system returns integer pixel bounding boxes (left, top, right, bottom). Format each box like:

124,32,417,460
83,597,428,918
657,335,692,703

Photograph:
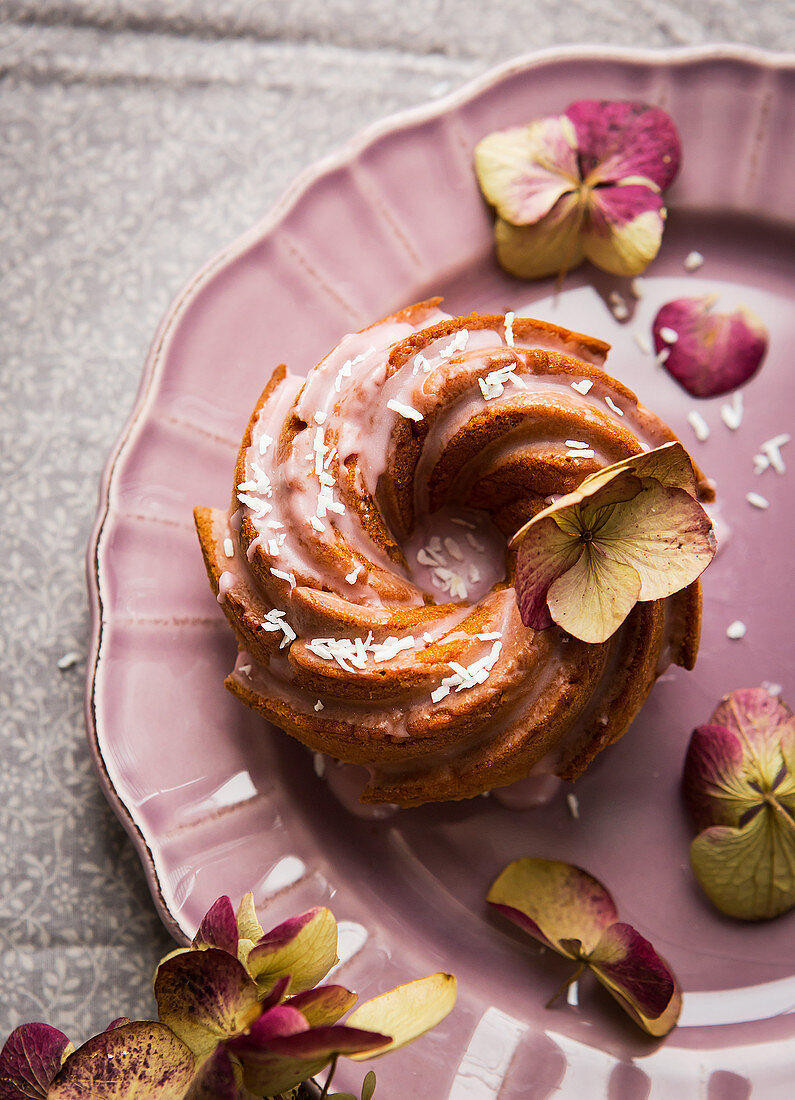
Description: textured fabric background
0,0,792,1053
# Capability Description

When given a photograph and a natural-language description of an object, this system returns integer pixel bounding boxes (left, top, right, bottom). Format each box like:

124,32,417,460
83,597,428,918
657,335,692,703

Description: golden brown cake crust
194,302,710,805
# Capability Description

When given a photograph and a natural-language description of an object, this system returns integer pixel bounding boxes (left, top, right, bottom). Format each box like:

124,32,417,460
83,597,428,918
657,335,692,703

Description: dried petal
514,515,583,629
47,1023,195,1100
594,481,717,601
0,1023,73,1100
229,1017,387,1099
580,441,699,498
547,545,641,644
682,723,750,830
474,116,579,225
247,907,338,995
285,985,358,1027
582,183,666,277
346,974,457,1059
154,948,261,1060
565,100,681,190
495,195,585,280
690,807,795,921
652,297,769,398
236,892,264,941
193,896,239,956
183,1045,240,1100
487,859,618,956
588,923,681,1036
711,688,795,786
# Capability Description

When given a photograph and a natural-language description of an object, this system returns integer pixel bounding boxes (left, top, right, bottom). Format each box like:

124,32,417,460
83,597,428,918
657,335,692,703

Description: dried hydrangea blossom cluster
475,99,681,279
511,441,716,644
683,687,795,921
0,895,455,1099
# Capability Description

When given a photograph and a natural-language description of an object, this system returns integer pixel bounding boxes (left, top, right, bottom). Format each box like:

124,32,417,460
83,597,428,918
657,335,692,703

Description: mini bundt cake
194,300,712,806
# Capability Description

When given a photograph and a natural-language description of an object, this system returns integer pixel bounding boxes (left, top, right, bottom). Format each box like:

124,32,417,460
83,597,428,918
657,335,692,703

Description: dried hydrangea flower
0,894,456,1099
155,894,456,1097
487,858,681,1036
683,688,795,920
511,441,716,644
475,100,681,279
652,296,769,398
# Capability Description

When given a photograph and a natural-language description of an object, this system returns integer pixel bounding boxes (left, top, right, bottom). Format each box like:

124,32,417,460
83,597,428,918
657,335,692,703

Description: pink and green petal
710,689,795,782
0,1023,73,1100
192,896,240,956
582,184,666,276
154,948,262,1060
653,297,769,398
474,116,580,225
593,482,716,601
183,1045,241,1100
247,907,338,995
566,100,681,190
690,807,795,921
495,192,586,280
514,516,583,630
682,724,752,830
588,922,681,1036
547,544,641,643
580,442,699,499
285,985,358,1027
231,1024,388,1099
228,1005,309,1053
47,1023,195,1100
487,859,619,957
346,973,457,1059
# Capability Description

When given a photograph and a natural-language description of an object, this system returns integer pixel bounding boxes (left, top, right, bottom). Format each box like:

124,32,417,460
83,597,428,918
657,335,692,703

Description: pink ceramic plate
87,47,795,1099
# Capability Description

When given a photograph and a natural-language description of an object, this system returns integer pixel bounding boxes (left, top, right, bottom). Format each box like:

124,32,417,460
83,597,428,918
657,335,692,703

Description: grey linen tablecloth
1,0,792,1052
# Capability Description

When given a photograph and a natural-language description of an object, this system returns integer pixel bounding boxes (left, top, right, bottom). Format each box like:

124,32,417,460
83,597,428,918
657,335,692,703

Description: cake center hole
402,504,507,604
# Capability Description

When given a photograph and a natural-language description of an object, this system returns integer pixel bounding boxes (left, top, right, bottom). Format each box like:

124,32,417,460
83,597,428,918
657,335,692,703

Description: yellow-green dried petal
346,973,457,1060
690,805,795,921
547,545,641,643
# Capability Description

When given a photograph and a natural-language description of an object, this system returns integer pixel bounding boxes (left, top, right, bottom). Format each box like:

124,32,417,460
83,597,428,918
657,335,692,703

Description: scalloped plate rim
85,41,794,977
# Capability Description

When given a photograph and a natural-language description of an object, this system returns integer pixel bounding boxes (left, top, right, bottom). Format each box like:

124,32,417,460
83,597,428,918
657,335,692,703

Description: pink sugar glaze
322,759,399,820
492,771,563,809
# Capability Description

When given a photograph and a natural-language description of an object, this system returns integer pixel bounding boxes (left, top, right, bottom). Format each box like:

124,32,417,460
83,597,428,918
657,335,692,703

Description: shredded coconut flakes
720,392,743,431
387,399,423,422
431,641,503,703
684,250,704,272
270,568,296,588
570,379,593,395
687,411,710,442
633,331,652,355
261,608,297,649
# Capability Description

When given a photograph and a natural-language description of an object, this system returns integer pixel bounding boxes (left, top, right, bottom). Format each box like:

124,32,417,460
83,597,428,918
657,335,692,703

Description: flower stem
546,960,586,1009
320,1054,339,1100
